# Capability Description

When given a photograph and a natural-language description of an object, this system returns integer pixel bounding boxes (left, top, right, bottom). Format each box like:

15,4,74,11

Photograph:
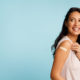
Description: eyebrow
70,17,80,19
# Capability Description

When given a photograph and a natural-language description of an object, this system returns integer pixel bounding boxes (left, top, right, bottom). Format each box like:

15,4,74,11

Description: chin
73,33,79,36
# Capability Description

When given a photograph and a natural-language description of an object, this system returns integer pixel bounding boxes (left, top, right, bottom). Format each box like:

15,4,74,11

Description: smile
72,27,80,32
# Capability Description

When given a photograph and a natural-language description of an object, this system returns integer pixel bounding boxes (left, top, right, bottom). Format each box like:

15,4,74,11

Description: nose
75,20,79,26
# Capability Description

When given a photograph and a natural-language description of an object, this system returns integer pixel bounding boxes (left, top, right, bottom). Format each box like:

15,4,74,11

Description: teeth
73,27,80,31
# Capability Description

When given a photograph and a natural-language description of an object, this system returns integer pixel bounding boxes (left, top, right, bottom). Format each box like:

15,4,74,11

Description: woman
50,7,80,80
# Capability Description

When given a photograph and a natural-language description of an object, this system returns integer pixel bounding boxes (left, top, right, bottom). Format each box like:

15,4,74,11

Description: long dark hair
51,7,80,56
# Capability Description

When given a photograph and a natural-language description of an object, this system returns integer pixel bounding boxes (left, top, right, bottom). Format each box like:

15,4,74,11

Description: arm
50,40,71,80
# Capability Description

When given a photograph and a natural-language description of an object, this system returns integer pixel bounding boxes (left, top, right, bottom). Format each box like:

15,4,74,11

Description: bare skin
66,11,80,60
51,11,80,80
51,40,71,80
71,42,80,60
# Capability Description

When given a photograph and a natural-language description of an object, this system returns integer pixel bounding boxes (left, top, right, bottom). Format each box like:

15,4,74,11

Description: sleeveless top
56,36,80,80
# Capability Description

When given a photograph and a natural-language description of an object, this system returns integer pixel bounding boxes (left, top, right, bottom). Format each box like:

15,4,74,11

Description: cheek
68,23,75,29
66,22,74,30
69,22,74,26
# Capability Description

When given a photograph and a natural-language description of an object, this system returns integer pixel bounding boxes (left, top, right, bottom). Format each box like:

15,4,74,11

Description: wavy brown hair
51,7,80,57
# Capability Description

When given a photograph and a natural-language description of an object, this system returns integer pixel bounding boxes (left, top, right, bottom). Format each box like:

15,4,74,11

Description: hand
71,42,80,60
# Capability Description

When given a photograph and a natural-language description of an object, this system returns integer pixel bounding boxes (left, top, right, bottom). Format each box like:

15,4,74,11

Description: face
66,11,80,36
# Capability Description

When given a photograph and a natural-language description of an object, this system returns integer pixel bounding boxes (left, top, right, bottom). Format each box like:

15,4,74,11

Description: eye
70,18,74,22
78,19,80,22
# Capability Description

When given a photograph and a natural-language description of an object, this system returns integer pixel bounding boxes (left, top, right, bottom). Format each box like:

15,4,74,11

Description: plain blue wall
0,0,80,80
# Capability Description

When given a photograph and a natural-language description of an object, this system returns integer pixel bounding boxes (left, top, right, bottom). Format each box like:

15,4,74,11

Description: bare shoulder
58,40,72,49
55,40,72,56
54,40,72,62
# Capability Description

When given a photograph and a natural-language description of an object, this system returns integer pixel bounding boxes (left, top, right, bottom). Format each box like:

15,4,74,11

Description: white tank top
56,36,80,80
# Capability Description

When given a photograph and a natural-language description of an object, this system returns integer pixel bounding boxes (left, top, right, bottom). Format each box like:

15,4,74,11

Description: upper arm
51,40,71,77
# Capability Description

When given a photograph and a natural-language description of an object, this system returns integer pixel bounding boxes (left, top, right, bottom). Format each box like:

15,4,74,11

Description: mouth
72,27,80,32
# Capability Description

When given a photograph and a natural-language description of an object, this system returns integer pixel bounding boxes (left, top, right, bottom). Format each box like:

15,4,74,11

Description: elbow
50,71,60,80
50,73,54,79
50,70,55,79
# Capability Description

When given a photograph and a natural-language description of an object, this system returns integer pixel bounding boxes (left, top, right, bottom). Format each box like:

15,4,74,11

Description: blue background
0,0,80,80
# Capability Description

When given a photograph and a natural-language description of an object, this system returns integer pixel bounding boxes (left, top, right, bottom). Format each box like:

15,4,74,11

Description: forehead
69,11,80,18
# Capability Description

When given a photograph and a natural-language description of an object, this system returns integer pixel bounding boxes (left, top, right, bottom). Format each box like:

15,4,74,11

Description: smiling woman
66,11,80,36
51,7,80,80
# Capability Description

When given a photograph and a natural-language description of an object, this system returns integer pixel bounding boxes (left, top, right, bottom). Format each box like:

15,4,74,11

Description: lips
72,27,80,32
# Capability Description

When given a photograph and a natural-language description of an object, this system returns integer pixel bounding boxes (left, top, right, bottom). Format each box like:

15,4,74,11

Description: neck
66,34,78,43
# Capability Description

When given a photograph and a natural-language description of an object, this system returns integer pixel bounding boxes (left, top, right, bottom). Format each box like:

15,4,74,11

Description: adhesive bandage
59,46,67,52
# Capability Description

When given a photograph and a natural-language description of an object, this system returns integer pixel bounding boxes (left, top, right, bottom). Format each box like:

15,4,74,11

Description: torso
56,36,80,80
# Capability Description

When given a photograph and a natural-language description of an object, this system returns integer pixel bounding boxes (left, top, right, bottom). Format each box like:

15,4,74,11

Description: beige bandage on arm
59,46,67,52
